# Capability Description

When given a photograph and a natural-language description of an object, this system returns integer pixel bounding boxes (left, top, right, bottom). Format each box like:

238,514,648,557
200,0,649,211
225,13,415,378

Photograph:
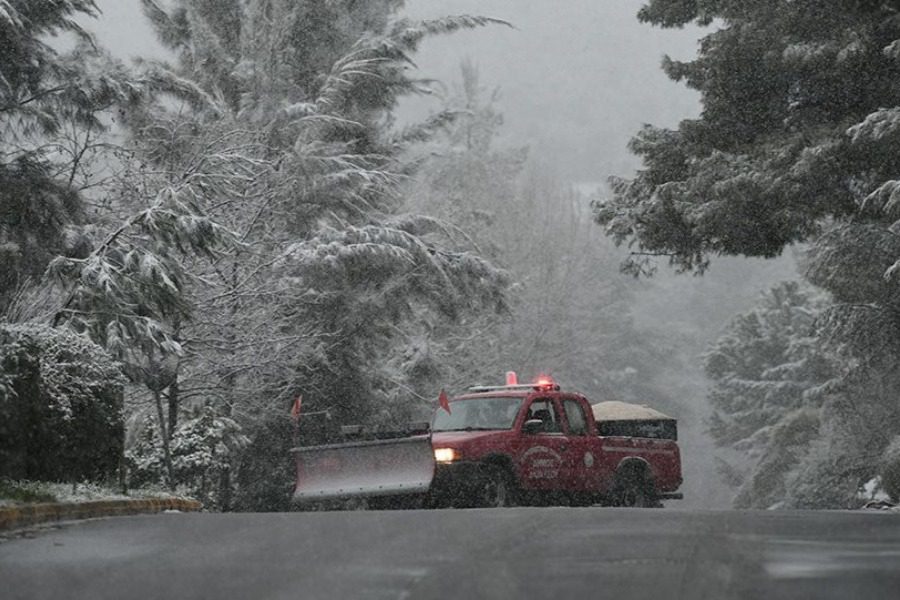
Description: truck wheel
614,471,658,508
619,481,651,508
478,466,515,508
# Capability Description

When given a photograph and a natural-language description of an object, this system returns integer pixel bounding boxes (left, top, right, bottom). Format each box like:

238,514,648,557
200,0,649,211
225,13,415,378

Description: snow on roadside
0,480,195,506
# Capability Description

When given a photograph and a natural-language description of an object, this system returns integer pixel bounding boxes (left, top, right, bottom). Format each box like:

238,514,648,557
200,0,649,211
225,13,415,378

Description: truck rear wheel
619,481,652,508
613,463,660,508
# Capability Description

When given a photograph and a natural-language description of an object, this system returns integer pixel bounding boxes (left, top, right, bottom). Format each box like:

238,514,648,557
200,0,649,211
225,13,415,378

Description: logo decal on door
522,445,562,479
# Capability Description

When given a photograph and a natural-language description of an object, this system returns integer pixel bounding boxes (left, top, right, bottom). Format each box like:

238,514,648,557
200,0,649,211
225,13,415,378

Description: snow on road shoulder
0,480,195,507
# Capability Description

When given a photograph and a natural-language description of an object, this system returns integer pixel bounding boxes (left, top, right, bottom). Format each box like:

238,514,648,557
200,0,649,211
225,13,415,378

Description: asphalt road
2,507,899,600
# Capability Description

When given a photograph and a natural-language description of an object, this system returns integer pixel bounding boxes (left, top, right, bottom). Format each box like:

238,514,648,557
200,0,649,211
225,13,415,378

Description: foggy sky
90,0,703,182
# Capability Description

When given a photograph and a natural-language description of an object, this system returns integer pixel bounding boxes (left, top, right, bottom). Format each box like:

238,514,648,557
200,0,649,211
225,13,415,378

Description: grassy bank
0,479,184,507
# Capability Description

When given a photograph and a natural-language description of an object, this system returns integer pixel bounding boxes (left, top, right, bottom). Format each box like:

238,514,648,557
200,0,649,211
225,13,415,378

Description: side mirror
523,419,544,434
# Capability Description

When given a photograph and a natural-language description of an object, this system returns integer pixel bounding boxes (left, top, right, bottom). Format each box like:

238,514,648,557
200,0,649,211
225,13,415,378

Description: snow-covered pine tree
0,1,230,487
124,0,510,508
596,0,900,507
704,281,835,508
0,0,142,311
0,0,224,365
131,0,509,409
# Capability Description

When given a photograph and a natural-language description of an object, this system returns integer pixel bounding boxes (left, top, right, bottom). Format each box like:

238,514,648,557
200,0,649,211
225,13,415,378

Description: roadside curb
0,497,203,531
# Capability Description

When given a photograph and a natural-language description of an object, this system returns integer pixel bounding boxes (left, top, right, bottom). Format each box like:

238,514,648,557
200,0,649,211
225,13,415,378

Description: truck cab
429,377,682,508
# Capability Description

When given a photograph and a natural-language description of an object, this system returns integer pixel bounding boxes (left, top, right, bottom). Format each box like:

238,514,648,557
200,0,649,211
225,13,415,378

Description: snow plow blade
292,434,435,505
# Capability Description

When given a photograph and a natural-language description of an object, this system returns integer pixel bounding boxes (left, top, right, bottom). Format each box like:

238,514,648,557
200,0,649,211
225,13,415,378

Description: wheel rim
623,486,645,507
619,480,650,507
482,472,508,507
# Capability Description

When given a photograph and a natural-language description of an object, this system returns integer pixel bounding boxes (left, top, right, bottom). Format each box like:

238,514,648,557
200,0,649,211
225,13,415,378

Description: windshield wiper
435,427,500,432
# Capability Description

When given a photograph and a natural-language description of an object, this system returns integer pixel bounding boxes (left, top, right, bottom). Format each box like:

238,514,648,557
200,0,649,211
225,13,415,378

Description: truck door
517,398,570,491
559,398,600,493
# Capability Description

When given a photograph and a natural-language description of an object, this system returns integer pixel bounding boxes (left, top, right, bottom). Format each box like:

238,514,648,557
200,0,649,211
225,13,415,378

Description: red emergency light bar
467,372,560,393
534,375,555,388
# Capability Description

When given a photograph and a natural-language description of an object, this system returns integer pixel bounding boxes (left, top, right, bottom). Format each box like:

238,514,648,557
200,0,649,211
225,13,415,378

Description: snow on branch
387,16,513,53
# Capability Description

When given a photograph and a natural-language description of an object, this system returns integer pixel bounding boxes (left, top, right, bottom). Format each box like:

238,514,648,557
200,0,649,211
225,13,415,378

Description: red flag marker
438,389,451,414
291,395,303,421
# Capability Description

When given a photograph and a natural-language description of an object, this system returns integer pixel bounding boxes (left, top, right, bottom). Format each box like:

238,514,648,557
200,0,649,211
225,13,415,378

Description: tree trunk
167,376,179,435
154,389,176,491
217,260,240,512
118,449,128,495
219,467,232,512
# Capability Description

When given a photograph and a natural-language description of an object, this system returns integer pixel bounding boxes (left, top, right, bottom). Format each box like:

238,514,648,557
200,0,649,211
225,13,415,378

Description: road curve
2,507,899,600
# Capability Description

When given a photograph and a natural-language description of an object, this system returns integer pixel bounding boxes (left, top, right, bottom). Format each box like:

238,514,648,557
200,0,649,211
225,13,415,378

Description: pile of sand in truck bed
591,400,674,422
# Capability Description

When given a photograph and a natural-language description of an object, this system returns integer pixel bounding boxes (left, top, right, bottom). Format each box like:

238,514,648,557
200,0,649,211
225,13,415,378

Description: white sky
87,0,703,181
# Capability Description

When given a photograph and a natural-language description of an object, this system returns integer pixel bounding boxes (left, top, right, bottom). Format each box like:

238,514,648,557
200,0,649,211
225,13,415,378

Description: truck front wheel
477,465,515,508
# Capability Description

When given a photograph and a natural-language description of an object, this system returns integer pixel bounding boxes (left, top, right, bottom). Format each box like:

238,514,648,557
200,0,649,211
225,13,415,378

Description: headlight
434,447,459,463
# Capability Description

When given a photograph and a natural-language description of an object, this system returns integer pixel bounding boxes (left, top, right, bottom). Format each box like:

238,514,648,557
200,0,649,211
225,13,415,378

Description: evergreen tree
596,1,900,271
122,1,509,507
0,1,234,489
704,281,834,507
598,0,900,507
0,0,140,311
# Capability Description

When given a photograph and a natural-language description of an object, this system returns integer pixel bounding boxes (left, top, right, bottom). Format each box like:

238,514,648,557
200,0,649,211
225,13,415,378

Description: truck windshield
432,397,523,431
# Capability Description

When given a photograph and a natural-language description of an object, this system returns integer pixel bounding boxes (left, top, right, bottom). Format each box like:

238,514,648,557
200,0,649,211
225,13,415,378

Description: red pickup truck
292,376,683,508
427,379,682,508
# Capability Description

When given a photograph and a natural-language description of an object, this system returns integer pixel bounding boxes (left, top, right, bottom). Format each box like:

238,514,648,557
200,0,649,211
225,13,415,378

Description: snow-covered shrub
127,406,248,508
879,437,900,502
0,323,125,482
734,408,821,509
783,434,870,509
126,417,168,488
